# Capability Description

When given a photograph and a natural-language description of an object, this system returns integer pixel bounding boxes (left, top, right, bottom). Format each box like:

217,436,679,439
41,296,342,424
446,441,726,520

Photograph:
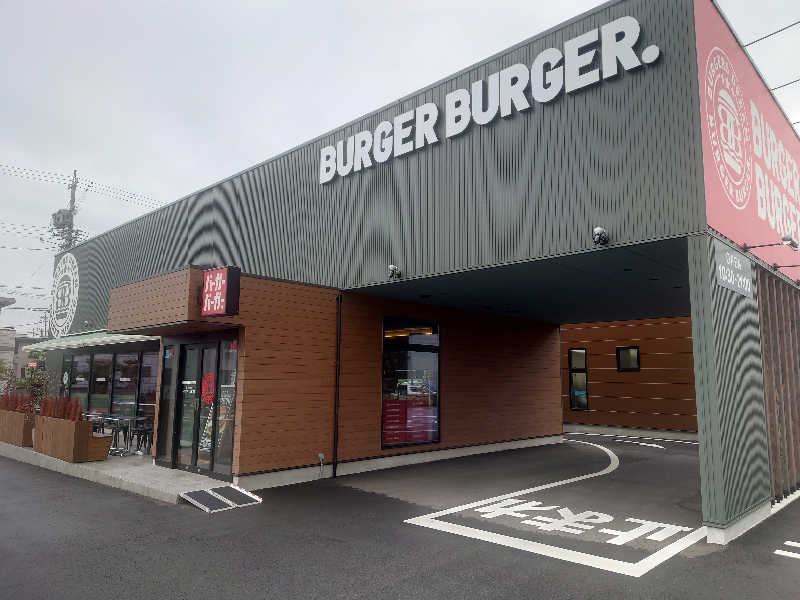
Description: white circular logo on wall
705,47,752,210
50,253,79,337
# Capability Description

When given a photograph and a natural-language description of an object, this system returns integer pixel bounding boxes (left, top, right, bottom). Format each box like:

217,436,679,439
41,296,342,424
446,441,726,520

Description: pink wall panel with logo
694,0,800,276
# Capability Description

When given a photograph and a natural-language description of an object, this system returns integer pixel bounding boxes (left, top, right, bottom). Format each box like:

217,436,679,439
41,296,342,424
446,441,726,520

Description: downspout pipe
332,293,342,477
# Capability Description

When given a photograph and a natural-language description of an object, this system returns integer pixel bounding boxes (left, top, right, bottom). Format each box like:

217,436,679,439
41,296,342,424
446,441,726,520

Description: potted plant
34,396,112,462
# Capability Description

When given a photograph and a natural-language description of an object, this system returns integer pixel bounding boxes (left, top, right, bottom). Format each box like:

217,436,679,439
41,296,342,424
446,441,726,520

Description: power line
744,19,800,47
0,245,56,252
771,76,800,92
0,163,163,211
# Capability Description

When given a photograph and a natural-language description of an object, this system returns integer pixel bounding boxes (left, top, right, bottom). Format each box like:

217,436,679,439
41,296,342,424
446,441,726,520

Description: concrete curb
0,441,208,504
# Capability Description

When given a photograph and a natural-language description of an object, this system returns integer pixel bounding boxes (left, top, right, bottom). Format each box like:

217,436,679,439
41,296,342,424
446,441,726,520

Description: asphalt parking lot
1,433,799,599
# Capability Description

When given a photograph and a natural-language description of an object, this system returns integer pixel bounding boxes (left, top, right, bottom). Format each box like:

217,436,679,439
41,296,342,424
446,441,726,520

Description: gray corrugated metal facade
58,0,705,335
689,234,771,529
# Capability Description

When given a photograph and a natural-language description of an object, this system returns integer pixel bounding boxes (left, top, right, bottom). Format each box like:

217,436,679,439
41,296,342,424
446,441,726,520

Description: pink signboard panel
694,0,800,275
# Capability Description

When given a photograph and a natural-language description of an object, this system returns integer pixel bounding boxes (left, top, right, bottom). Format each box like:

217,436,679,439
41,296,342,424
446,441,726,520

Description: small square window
616,346,640,372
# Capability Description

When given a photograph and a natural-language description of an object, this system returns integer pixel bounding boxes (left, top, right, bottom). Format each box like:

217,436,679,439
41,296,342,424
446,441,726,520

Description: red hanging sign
200,266,240,316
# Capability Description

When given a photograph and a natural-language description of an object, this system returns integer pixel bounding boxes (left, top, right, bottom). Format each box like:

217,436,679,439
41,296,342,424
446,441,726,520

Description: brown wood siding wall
337,294,562,462
757,268,800,501
108,269,193,331
223,277,339,474
112,268,561,474
561,317,697,432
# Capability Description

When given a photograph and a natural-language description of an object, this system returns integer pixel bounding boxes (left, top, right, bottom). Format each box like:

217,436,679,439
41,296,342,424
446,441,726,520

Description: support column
688,234,771,544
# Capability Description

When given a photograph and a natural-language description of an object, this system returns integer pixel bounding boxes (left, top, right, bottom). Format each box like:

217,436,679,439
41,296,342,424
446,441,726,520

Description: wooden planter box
33,415,112,463
0,409,34,447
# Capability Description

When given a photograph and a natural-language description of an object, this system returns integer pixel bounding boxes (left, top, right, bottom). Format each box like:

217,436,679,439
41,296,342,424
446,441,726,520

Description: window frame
568,347,588,411
616,345,641,372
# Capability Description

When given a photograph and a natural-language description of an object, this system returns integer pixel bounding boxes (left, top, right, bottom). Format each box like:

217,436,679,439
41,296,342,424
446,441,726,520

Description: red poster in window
200,266,240,316
694,0,800,275
201,372,215,405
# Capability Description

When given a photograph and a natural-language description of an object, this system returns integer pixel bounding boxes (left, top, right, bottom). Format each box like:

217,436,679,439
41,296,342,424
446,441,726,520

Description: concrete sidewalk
0,441,214,503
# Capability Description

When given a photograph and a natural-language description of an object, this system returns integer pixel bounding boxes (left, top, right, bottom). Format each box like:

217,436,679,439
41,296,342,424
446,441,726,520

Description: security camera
388,264,401,280
592,226,609,246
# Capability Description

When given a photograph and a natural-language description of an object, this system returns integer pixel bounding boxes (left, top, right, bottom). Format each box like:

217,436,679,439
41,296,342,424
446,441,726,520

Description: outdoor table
82,412,106,434
104,415,131,456
104,415,147,455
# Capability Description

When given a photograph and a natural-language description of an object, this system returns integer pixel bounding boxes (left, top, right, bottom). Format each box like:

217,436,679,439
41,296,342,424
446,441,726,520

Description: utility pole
67,169,77,248
50,169,78,251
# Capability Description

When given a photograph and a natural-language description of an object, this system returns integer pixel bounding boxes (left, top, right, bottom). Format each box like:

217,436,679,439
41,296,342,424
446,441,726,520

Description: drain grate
180,485,262,513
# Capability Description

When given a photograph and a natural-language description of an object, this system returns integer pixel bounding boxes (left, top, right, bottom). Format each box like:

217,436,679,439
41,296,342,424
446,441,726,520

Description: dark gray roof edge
61,0,624,256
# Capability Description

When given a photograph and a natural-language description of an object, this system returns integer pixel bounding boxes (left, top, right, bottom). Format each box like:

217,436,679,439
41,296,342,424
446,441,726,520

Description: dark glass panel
156,346,176,462
381,319,440,447
110,353,138,416
383,317,439,347
89,354,113,414
196,346,218,471
60,355,73,396
617,347,640,371
213,339,238,475
570,373,588,410
177,347,199,467
137,352,158,421
569,348,586,370
70,354,90,411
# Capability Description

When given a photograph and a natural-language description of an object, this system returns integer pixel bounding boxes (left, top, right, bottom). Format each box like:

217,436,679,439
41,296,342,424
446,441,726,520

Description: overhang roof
22,330,159,352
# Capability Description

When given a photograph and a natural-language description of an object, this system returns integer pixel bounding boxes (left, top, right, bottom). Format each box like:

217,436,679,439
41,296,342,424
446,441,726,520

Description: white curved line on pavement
408,440,619,520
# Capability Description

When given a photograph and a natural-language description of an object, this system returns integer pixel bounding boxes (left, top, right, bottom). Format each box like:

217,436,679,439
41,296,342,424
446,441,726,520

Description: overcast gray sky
1,0,798,334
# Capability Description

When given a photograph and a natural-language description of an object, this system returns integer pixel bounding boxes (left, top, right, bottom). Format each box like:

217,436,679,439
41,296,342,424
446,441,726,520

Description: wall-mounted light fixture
781,235,800,250
742,235,800,252
592,226,609,246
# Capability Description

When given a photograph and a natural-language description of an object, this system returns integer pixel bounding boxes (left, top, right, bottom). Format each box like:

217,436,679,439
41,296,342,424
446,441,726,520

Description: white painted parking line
567,432,699,446
405,440,705,578
614,440,665,449
775,541,800,560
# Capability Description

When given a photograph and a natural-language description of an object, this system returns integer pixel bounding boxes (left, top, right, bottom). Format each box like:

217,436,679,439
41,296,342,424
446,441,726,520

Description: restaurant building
28,0,800,543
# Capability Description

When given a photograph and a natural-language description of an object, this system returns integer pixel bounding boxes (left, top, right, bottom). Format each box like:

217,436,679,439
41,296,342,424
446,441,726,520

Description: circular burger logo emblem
705,47,752,210
50,253,79,337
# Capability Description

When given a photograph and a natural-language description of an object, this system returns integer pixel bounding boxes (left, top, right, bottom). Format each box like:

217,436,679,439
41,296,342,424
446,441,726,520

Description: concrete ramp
180,485,262,513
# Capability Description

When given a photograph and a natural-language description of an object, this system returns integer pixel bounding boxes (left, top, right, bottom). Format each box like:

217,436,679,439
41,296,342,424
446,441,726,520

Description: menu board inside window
381,318,440,447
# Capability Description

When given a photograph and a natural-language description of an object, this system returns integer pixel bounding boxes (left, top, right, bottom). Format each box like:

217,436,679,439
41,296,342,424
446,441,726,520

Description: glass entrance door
196,345,218,471
177,346,200,468
169,337,238,478
176,344,218,472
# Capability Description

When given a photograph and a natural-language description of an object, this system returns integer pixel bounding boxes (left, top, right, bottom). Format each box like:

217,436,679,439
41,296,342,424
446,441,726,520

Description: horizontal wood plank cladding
562,317,697,432
337,294,561,463
757,267,800,500
108,269,192,331
231,278,339,474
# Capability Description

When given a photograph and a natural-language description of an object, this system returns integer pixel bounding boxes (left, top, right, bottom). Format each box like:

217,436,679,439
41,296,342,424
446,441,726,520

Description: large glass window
568,348,588,410
89,353,113,413
138,352,159,421
110,353,139,416
381,318,440,448
70,354,91,411
213,340,238,475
